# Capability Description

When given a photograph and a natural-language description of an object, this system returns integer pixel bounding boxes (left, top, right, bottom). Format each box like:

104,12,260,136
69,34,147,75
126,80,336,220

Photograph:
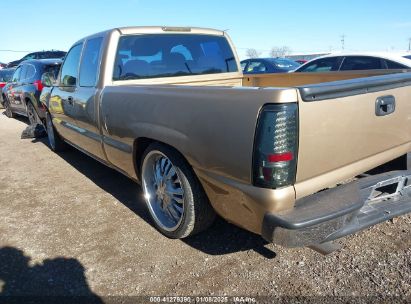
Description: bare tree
270,46,292,58
245,48,261,58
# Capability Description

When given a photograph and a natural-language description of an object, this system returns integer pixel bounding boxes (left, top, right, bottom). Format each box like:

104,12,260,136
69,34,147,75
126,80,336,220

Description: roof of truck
73,26,226,46
116,26,225,36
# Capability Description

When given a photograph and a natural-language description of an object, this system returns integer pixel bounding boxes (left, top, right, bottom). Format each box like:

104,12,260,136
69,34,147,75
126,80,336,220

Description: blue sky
1,0,411,62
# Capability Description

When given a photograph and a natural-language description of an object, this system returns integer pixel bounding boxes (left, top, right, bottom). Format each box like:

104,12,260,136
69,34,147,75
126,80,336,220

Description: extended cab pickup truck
40,26,411,253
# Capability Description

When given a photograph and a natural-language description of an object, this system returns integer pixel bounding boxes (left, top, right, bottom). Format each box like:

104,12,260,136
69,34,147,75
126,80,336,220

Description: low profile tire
141,143,216,239
4,99,15,118
27,102,40,124
45,112,67,152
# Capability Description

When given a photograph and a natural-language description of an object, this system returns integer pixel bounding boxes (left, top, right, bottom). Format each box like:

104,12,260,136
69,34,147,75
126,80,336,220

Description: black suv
2,59,61,124
6,51,66,68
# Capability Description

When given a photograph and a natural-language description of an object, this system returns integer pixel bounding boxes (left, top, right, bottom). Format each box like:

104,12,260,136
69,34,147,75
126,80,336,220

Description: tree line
246,46,292,58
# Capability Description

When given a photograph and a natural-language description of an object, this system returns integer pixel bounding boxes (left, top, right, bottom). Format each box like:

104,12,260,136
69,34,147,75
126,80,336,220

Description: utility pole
341,34,345,51
408,37,411,51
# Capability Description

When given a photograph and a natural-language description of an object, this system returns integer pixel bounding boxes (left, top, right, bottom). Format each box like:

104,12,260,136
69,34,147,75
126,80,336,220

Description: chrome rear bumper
262,171,411,248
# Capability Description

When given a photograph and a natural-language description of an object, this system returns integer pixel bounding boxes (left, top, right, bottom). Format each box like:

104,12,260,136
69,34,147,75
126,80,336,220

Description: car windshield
268,58,300,71
0,69,15,82
403,55,411,60
113,34,238,80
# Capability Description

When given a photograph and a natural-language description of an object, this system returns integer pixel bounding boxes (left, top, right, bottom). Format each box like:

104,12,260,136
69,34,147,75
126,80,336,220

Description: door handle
375,95,395,116
67,96,74,105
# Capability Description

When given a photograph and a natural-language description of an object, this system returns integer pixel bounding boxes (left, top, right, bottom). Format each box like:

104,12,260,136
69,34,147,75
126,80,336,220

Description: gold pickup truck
38,26,411,254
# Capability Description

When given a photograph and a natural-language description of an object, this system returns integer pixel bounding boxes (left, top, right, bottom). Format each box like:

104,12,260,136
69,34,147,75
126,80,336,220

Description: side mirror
41,72,56,87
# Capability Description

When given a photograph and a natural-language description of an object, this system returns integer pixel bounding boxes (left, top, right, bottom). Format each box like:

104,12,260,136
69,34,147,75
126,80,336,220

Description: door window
340,56,383,70
60,43,83,86
297,57,340,72
79,37,103,87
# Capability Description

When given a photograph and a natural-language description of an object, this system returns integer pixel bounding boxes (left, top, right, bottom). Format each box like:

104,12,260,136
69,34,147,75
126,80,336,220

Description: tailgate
295,73,411,199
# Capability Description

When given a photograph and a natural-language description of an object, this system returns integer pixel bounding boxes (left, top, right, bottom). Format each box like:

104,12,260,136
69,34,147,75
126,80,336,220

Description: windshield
0,69,14,82
403,55,411,60
268,58,300,71
113,34,238,80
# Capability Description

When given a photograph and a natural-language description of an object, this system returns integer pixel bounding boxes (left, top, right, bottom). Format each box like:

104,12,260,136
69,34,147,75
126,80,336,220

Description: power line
0,49,32,53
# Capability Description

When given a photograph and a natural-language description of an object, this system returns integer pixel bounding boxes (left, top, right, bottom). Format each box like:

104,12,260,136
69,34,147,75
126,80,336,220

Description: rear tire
45,112,67,152
27,102,40,124
141,143,216,239
4,99,15,118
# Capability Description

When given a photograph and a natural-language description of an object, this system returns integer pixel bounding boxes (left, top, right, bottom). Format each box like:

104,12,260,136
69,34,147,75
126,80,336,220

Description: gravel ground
0,112,410,303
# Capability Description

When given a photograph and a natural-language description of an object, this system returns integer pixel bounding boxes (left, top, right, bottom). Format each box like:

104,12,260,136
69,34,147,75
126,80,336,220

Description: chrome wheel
142,150,185,231
46,113,56,150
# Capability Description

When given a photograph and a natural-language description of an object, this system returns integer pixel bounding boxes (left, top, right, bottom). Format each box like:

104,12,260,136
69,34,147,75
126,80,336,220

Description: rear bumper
262,170,411,247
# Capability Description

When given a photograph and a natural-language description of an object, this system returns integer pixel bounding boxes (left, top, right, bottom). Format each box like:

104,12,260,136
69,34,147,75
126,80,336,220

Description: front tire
141,143,216,239
45,112,67,152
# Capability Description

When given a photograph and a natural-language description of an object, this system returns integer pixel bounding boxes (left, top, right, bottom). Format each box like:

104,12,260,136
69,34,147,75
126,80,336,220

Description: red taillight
267,152,294,162
0,82,5,88
34,80,44,92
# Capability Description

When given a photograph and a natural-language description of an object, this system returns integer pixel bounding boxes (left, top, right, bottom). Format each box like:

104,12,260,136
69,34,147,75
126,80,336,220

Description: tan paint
242,70,410,88
195,169,296,234
295,85,411,198
47,26,411,238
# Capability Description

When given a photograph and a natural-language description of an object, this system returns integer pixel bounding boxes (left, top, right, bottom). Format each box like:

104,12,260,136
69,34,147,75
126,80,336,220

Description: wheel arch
133,137,195,181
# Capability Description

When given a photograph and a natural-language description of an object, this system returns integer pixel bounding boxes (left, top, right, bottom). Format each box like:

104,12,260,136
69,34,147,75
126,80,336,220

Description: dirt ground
0,112,410,303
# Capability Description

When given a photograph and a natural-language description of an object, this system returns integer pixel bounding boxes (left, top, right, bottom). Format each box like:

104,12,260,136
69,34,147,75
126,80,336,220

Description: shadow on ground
0,246,102,302
31,137,276,259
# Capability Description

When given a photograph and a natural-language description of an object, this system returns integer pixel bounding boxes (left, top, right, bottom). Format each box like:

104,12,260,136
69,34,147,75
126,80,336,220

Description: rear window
385,59,408,69
246,61,267,73
269,58,300,71
113,34,238,80
44,64,61,80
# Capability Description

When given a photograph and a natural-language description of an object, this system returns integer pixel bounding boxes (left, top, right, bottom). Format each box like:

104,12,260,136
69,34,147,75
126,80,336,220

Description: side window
297,57,340,72
340,56,383,70
246,61,267,73
79,37,103,87
12,67,21,82
385,60,408,69
60,43,83,86
21,64,36,82
19,65,28,82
